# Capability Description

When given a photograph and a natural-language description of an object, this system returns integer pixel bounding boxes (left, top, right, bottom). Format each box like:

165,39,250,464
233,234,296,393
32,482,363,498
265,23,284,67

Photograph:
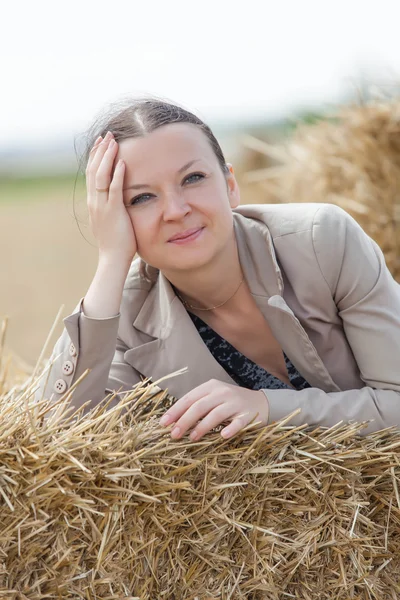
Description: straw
1,347,400,598
243,97,400,280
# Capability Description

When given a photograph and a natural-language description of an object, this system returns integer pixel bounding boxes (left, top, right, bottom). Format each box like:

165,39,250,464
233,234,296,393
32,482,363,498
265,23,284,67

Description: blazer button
69,343,77,357
62,361,75,376
54,379,67,394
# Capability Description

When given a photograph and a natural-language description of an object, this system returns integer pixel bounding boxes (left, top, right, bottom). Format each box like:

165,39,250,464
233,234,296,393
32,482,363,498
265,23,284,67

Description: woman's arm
35,258,140,413
35,132,141,414
35,291,142,414
264,204,400,435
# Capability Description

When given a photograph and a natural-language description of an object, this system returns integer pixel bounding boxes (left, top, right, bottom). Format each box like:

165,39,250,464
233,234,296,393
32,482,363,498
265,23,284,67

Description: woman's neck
164,236,244,311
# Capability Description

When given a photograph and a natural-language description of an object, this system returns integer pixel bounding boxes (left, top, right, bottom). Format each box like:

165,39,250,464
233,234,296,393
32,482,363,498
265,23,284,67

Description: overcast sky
2,0,400,150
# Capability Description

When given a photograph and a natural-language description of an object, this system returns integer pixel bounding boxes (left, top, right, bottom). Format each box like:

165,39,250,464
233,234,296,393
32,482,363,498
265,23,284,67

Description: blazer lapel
123,271,235,398
258,294,341,392
234,213,341,393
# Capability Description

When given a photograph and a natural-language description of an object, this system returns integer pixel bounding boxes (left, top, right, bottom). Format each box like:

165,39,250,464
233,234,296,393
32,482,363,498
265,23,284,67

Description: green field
0,174,86,204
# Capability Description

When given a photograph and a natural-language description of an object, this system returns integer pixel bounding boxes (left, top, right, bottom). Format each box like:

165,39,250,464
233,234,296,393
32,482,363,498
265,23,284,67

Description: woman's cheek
131,215,160,259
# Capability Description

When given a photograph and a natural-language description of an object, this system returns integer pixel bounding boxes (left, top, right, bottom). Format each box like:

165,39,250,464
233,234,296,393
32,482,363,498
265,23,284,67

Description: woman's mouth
168,227,205,245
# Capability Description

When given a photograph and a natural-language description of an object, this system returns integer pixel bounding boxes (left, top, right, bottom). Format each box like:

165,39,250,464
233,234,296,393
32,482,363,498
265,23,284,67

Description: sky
2,0,400,150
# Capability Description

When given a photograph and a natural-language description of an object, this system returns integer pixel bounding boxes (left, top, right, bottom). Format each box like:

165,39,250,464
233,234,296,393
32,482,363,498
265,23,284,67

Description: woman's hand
86,131,137,262
159,379,270,441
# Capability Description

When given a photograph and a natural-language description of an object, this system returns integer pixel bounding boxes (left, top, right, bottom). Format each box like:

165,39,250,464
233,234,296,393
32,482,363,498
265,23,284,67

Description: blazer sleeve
34,298,142,413
265,204,400,436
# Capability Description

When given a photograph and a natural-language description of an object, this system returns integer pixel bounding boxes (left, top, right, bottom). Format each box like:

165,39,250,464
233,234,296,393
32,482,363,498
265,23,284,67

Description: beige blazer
38,202,400,435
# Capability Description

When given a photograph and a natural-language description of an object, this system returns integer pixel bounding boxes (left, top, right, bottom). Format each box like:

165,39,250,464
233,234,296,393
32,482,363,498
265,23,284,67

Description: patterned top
188,312,312,392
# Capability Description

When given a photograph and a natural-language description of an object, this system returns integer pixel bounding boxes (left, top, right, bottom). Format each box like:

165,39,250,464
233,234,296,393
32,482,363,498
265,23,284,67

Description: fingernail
160,415,171,426
171,427,181,438
190,431,198,441
104,131,112,140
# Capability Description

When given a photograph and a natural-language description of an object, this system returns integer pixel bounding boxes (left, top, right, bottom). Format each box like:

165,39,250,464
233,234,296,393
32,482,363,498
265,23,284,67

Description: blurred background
2,0,400,369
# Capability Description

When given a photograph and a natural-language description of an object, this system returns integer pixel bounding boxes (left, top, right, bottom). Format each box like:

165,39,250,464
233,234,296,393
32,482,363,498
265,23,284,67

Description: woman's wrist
83,257,131,318
98,251,133,270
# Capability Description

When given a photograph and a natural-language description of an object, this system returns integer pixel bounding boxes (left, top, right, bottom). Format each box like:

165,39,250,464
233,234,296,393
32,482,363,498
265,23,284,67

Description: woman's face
117,123,240,274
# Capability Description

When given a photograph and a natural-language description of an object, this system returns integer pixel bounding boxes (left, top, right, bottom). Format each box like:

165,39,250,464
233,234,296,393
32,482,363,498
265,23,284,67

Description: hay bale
1,344,400,599
243,98,400,281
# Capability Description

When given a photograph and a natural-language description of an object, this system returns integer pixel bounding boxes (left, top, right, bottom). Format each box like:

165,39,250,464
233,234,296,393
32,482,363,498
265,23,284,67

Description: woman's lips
168,227,205,245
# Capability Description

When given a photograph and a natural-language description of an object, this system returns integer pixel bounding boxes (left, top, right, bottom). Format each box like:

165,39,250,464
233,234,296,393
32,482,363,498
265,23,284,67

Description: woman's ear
226,163,240,208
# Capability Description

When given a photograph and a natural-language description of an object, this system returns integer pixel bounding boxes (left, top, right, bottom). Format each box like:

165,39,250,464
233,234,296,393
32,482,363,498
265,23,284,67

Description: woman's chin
159,250,215,274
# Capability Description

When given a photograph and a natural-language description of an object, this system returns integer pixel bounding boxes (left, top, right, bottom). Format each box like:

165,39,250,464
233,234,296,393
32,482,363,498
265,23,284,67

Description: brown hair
78,95,229,175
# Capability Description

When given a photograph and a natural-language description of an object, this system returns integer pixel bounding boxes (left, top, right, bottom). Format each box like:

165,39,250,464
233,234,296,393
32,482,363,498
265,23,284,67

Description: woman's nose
162,192,191,220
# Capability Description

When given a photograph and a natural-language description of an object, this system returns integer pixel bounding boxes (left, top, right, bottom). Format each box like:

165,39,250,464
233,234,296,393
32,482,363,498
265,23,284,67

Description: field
0,175,99,368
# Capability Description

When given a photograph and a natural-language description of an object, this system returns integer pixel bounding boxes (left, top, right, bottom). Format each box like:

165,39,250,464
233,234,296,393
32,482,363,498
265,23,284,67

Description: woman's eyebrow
123,159,202,191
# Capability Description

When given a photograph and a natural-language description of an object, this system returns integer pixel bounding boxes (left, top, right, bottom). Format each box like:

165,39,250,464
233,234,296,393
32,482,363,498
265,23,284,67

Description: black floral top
188,312,311,392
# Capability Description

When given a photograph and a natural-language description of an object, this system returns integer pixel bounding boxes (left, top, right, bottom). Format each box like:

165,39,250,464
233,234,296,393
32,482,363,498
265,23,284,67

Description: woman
37,98,400,440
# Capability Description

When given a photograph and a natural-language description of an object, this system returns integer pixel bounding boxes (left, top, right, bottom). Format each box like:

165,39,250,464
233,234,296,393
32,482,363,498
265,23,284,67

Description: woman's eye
129,194,153,206
184,172,205,184
128,173,205,205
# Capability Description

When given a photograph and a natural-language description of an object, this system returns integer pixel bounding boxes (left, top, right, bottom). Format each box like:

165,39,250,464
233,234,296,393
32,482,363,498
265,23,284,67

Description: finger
95,138,119,193
108,159,125,203
87,135,115,196
87,138,113,196
189,404,233,441
170,394,222,439
160,379,218,426
89,135,103,154
86,132,112,170
85,137,102,174
160,387,209,427
220,412,251,439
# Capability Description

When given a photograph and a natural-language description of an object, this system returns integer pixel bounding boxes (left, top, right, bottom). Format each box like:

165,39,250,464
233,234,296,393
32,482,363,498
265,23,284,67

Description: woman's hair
79,96,229,176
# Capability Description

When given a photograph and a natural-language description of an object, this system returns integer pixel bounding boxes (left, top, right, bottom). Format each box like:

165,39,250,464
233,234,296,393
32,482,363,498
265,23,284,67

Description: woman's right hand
86,131,137,263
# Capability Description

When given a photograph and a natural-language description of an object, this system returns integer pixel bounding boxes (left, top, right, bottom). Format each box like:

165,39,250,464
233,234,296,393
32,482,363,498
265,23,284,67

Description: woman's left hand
159,379,270,441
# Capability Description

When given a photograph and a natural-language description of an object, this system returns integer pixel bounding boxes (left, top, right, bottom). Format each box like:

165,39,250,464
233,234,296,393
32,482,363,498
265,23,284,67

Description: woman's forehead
118,123,215,167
